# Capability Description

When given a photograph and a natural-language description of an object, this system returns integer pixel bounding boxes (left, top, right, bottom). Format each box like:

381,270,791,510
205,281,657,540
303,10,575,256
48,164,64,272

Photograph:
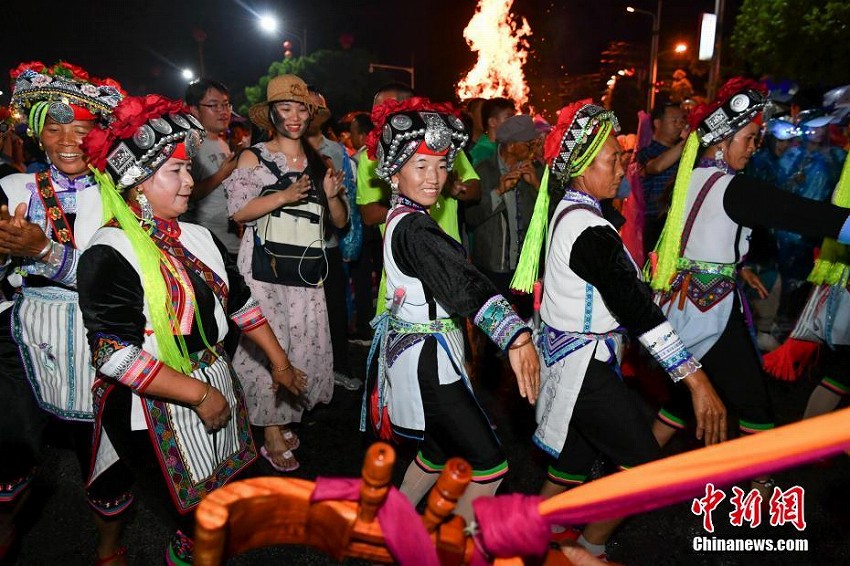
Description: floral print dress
224,142,333,426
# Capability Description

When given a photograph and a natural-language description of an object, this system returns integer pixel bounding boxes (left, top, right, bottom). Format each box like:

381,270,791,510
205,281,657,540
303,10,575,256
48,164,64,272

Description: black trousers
660,301,775,432
550,358,661,483
415,337,507,481
322,246,351,375
0,308,131,512
0,309,48,489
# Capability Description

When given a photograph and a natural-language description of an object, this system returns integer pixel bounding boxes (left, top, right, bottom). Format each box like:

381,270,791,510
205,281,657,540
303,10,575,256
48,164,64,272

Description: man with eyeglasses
184,78,241,257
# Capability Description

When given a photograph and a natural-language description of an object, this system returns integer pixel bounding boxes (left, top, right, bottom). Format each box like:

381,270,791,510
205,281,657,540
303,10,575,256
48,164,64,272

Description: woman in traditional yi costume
764,154,850,418
0,61,128,564
511,100,725,558
364,98,539,523
646,78,850,494
77,95,307,565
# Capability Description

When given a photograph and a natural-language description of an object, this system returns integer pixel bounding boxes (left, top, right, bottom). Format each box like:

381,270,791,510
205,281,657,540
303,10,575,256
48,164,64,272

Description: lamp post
258,14,308,57
191,28,207,77
368,62,416,90
627,1,662,112
282,29,308,57
707,0,726,100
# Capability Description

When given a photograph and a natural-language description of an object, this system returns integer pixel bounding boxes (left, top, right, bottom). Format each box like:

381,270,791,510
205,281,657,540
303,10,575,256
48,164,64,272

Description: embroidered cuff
474,295,529,352
638,321,701,382
93,334,163,392
230,297,267,332
839,215,850,245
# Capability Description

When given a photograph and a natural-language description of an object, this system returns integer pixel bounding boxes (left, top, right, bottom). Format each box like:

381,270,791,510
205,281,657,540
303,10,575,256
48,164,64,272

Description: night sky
2,0,740,115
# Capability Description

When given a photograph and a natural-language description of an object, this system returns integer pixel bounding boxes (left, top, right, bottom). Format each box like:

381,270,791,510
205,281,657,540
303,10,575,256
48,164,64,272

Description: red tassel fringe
762,338,820,382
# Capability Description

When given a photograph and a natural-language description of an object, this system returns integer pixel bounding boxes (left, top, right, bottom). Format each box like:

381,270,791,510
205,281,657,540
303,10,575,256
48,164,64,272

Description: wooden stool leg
422,457,472,533
358,442,396,524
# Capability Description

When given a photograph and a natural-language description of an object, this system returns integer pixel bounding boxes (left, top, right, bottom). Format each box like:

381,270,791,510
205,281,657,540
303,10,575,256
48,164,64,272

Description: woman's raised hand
323,167,345,200
279,175,312,205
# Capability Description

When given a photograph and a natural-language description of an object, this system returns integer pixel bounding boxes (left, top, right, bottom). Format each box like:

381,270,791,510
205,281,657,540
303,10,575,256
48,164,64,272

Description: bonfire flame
457,0,531,108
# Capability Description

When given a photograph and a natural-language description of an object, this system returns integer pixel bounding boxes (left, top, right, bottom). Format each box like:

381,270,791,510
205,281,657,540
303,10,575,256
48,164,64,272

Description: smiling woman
0,60,128,565
364,97,539,523
76,95,307,564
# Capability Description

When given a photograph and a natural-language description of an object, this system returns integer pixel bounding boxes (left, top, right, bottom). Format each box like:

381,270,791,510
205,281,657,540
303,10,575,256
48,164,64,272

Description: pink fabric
310,477,439,566
541,441,849,527
620,110,652,266
471,494,548,566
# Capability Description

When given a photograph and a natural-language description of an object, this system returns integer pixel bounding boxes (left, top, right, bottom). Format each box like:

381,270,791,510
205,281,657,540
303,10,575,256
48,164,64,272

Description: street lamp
181,68,195,82
627,1,662,112
674,42,688,54
258,14,278,33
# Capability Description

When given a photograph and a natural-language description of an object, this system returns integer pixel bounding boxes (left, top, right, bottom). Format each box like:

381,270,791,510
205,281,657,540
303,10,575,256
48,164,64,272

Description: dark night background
1,0,741,117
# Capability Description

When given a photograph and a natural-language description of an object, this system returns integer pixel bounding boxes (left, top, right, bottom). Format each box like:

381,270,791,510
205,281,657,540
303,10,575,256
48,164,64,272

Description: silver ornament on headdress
150,118,172,134
422,113,452,152
47,102,74,124
170,114,191,129
391,114,413,131
729,94,750,113
132,125,156,149
184,130,202,159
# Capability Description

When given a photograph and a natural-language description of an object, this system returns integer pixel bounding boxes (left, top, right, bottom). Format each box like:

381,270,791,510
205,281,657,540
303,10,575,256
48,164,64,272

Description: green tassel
650,132,700,291
511,167,551,294
92,168,193,374
808,154,850,286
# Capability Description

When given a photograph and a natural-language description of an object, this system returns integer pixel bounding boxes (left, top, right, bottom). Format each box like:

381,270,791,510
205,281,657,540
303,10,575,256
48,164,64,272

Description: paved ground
5,343,849,565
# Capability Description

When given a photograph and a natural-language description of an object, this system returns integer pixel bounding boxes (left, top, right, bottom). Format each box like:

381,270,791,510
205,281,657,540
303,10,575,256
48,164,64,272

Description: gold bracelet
192,382,212,407
508,335,532,350
271,364,292,373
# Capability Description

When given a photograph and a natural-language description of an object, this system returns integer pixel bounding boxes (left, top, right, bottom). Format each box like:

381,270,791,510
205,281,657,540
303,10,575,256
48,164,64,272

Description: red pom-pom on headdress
111,94,187,138
90,76,128,97
9,61,46,80
365,96,460,160
81,127,114,171
82,95,189,170
543,98,593,164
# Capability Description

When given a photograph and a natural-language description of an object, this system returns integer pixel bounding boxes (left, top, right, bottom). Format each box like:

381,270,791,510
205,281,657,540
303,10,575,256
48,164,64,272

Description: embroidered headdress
365,96,468,182
82,95,205,190
9,61,125,137
511,100,620,293
688,78,768,147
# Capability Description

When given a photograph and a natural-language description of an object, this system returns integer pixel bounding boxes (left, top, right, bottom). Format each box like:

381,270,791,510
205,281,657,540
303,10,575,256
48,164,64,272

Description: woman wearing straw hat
224,74,347,473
